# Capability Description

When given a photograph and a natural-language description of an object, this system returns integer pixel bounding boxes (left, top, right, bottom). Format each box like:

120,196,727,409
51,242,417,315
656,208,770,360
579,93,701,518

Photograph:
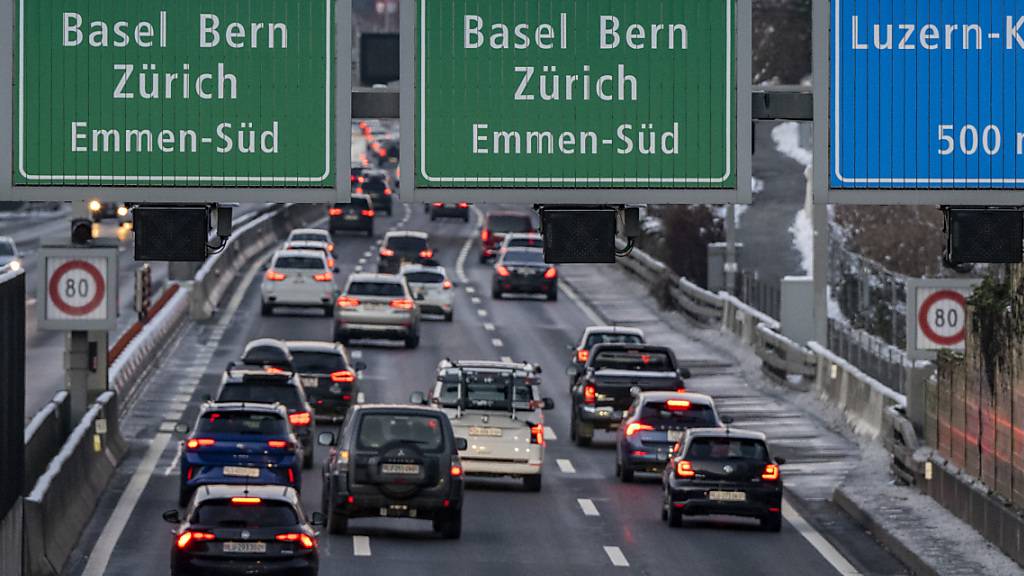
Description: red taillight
186,466,194,481
418,249,434,259
432,202,443,207
458,202,469,208
231,497,262,505
576,349,589,363
327,243,335,252
313,272,333,282
331,370,355,383
389,298,415,310
583,384,596,405
186,438,215,450
289,412,312,427
625,422,654,437
675,387,687,394
288,468,296,484
327,258,335,268
276,533,316,549
378,149,387,158
264,270,286,281
675,460,696,478
264,366,286,375
380,247,395,257
383,187,392,196
666,399,691,410
543,267,557,279
530,423,545,446
267,440,290,449
481,229,490,242
176,531,214,549
336,296,360,308
762,463,780,481
328,207,343,216
450,464,463,477
442,280,453,289
361,209,375,217
495,265,511,277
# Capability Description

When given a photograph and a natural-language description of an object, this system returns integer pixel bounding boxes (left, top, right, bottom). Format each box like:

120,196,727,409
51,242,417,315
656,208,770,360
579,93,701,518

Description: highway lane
65,203,904,576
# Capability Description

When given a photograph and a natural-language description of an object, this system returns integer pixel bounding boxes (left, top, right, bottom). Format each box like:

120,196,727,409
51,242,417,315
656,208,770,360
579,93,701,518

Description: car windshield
0,241,14,256
347,282,404,297
593,350,674,371
387,237,428,253
195,411,289,436
192,500,298,528
357,413,444,451
437,370,533,410
274,256,324,270
686,437,769,461
639,402,718,428
291,351,347,374
404,272,444,284
489,215,533,233
508,237,542,248
585,333,644,348
502,250,545,265
217,383,303,410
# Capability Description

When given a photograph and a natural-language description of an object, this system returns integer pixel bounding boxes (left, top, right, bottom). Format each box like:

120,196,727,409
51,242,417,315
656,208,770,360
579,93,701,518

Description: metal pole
812,199,829,345
65,201,90,422
725,204,737,294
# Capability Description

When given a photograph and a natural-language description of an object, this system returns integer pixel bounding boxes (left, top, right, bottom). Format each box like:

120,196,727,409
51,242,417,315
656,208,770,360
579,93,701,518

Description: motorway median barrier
23,391,70,493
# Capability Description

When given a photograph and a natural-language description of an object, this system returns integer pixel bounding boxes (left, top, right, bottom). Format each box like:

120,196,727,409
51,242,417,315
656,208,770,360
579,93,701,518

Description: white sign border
36,246,119,332
905,277,981,361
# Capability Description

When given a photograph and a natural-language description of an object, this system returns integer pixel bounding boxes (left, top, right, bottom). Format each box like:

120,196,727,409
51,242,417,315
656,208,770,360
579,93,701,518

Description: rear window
593,349,674,371
404,272,444,284
639,402,718,428
386,237,428,253
291,351,347,374
274,256,324,270
291,233,327,243
363,178,387,191
436,370,533,410
347,282,404,297
195,411,289,436
218,382,303,410
501,250,545,265
508,237,542,248
585,333,644,348
192,500,298,527
686,437,769,461
488,215,533,233
357,413,444,451
350,197,371,208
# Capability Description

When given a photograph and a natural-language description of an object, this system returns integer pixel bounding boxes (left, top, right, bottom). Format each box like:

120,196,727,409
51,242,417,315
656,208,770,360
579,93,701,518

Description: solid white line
603,546,629,567
491,338,503,348
560,281,604,325
783,497,861,575
544,426,557,441
477,309,488,317
471,297,481,304
500,356,513,363
556,459,576,474
483,323,495,331
158,421,179,432
82,433,173,576
577,498,599,517
454,230,473,284
353,535,372,557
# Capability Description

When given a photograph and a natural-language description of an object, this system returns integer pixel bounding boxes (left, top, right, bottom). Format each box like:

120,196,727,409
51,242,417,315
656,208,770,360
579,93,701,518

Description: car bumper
416,300,453,315
431,207,468,218
493,278,556,294
173,554,317,576
310,396,354,418
330,216,372,230
622,449,672,473
182,465,299,492
261,285,336,307
461,458,543,477
578,405,624,429
667,483,783,518
331,487,462,520
335,321,416,340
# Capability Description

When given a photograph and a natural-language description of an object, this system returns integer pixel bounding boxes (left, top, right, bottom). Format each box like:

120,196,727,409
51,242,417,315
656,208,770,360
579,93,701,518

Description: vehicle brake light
666,399,691,410
186,438,215,450
458,202,469,208
389,298,415,310
576,349,589,363
442,280,453,290
186,466,194,480
625,422,654,437
530,423,545,445
583,384,596,405
419,249,434,259
383,187,393,196
543,267,557,279
176,531,215,549
450,464,463,477
329,207,343,216
313,272,333,282
432,202,443,207
327,258,335,268
361,209,375,217
762,463,780,481
276,533,316,549
264,366,286,375
231,497,262,505
675,460,696,478
288,468,296,484
331,370,355,383
336,296,360,308
356,186,363,194
289,412,312,427
267,440,290,449
378,149,388,158
676,387,687,394
495,265,511,277
380,247,395,257
481,229,490,243
265,270,286,281
327,243,335,252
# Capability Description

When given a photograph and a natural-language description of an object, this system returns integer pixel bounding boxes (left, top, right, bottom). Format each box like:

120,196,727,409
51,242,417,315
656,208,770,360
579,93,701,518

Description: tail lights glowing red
481,229,490,243
231,497,262,505
186,438,215,450
625,422,654,437
264,270,286,281
267,440,290,449
328,208,343,216
530,423,545,445
288,468,296,484
583,384,597,405
675,388,687,394
432,202,444,207
361,209,375,217
675,460,696,478
666,399,691,410
389,298,415,310
418,249,434,259
383,187,393,196
327,243,335,252
450,464,463,477
289,412,312,427
442,280,453,289
176,531,214,549
458,202,469,208
762,463,780,481
543,267,557,279
276,533,316,549
313,272,333,282
336,296,360,308
495,265,511,277
379,247,395,257
576,349,589,363
331,370,355,383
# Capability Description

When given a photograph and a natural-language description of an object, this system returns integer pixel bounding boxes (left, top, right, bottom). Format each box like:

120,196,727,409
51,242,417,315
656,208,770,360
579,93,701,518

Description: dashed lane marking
603,546,629,567
354,265,363,273
471,297,481,304
556,459,576,474
783,497,862,575
491,338,503,348
351,350,363,359
353,535,372,557
358,257,366,265
357,392,366,404
477,309,488,317
483,323,495,331
544,426,557,441
158,421,178,432
465,286,475,294
362,251,372,258
577,498,600,517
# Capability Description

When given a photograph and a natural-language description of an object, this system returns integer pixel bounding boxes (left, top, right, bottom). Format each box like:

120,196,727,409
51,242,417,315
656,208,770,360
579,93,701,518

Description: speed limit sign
906,279,980,359
37,246,118,331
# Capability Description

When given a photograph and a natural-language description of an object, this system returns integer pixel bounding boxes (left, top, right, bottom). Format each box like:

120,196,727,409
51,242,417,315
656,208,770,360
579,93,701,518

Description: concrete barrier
23,391,70,492
108,285,189,404
1,499,22,576
808,342,906,440
755,324,816,386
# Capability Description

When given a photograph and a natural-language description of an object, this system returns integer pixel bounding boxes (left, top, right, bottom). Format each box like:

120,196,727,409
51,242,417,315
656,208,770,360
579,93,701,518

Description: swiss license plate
223,541,266,554
468,426,503,437
667,430,684,442
709,490,746,502
344,214,358,220
223,466,260,479
380,504,417,518
381,463,420,475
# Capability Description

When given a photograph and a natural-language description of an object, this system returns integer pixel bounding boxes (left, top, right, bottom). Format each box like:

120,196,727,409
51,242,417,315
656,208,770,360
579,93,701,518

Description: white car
417,359,554,492
0,237,21,273
333,273,421,348
498,232,544,256
400,264,455,321
286,228,334,254
261,249,338,316
285,239,336,269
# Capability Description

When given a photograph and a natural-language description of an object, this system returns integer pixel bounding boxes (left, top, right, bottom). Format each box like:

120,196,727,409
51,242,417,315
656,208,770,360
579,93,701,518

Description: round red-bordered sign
48,260,105,316
918,290,967,347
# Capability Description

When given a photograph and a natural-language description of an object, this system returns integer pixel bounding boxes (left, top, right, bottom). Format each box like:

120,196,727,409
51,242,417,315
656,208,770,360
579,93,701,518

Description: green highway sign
13,0,341,196
409,0,746,202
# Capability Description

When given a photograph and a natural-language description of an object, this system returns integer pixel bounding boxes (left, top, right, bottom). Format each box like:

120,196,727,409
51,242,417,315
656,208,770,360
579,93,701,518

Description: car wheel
261,302,273,316
444,310,453,322
478,253,487,264
668,505,683,528
547,290,558,302
492,288,502,299
616,459,634,483
463,215,470,222
761,512,782,533
324,305,334,317
328,507,348,535
303,449,314,470
367,226,374,237
434,512,462,539
334,330,348,344
430,213,436,221
523,474,542,492
661,500,669,522
405,334,420,349
178,486,191,508
573,417,592,447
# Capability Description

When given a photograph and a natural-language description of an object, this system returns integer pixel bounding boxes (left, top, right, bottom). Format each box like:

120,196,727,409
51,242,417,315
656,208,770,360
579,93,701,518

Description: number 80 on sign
37,247,118,331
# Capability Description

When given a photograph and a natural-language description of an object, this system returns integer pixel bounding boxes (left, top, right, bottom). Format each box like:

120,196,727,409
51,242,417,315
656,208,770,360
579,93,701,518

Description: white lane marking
465,286,475,294
158,421,179,432
357,392,366,404
483,322,495,331
358,257,366,265
351,350,363,359
500,356,513,363
559,281,604,325
577,498,600,517
603,546,630,567
477,309,488,317
82,433,173,576
491,338,503,348
162,442,184,476
172,394,192,403
362,250,372,258
471,297,481,304
353,535,372,557
354,265,363,273
544,426,557,441
783,497,862,575
556,459,576,474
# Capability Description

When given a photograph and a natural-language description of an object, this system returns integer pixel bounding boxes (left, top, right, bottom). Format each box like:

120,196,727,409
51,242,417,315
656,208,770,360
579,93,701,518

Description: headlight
88,200,102,212
116,206,129,217
8,260,21,272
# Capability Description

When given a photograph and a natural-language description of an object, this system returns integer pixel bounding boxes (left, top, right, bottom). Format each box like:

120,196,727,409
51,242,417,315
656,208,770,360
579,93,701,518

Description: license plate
223,466,260,479
344,214,358,220
709,490,746,502
468,427,503,437
667,430,684,442
223,541,266,554
381,463,420,475
380,505,417,518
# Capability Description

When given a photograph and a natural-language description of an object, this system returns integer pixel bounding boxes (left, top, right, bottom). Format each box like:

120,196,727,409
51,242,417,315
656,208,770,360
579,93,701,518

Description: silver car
0,237,21,273
334,273,421,348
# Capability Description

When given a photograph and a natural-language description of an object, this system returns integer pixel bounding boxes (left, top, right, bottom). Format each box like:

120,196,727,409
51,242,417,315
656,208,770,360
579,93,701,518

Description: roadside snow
789,207,813,274
771,122,812,167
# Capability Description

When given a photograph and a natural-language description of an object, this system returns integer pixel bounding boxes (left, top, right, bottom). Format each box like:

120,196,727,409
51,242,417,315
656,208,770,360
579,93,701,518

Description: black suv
287,340,366,421
329,193,375,237
319,405,467,538
164,484,323,576
662,428,785,531
358,170,394,215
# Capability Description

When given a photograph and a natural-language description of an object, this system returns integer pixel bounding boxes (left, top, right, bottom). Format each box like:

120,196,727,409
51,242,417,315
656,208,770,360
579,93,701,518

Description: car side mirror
455,437,469,451
162,509,181,524
566,366,579,378
174,423,190,434
775,457,786,466
678,367,692,379
720,415,735,425
317,432,336,447
542,398,555,410
201,393,212,402
354,361,367,372
310,512,326,527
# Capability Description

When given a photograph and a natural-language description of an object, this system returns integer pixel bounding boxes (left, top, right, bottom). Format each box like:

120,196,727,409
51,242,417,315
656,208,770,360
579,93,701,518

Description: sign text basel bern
416,0,736,189
15,0,334,186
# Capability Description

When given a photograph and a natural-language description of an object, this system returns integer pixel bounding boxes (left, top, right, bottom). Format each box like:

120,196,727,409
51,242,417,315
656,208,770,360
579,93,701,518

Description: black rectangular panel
542,209,616,264
0,272,25,512
134,207,209,262
947,209,1023,265
360,33,400,86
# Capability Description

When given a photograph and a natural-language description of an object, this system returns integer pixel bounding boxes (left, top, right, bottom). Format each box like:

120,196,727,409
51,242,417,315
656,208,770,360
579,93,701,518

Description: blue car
179,402,303,507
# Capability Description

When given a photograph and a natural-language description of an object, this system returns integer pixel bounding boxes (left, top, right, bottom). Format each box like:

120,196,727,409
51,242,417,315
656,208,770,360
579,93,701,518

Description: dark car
662,428,785,531
491,248,557,300
616,392,725,482
357,170,394,215
216,365,316,469
287,340,367,421
567,326,646,387
319,405,467,538
178,403,302,507
240,338,294,371
479,211,535,263
329,194,375,236
378,231,433,274
375,138,400,167
429,202,470,222
165,484,323,576
351,165,366,186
